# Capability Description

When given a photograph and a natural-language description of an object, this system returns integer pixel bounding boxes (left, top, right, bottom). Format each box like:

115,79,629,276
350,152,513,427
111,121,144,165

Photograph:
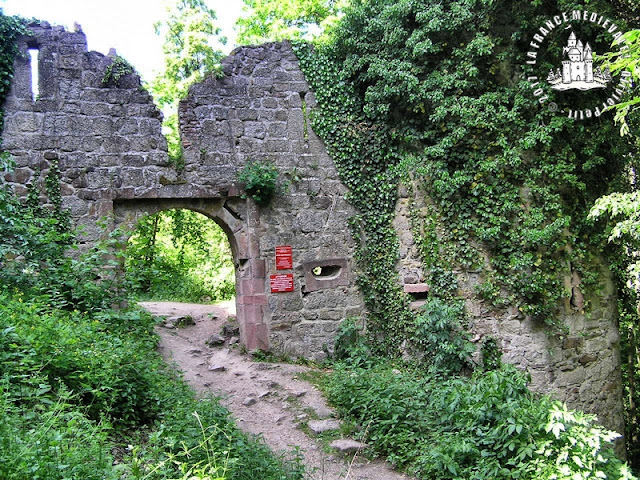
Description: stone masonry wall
1,24,365,360
1,22,624,430
394,181,624,434
2,22,170,244
179,42,363,359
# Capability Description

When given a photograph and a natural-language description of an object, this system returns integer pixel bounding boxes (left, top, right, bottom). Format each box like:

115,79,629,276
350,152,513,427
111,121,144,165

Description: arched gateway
0,21,626,433
1,22,365,359
113,197,268,350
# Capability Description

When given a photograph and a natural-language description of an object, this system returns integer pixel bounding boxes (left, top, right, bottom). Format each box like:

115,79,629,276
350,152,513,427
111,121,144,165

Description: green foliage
333,317,370,364
598,29,640,136
0,160,135,313
237,160,279,206
0,9,25,136
236,0,346,45
590,191,640,291
294,40,413,356
480,336,503,371
295,2,640,469
150,0,226,172
0,292,163,426
324,361,635,480
126,209,235,303
332,0,630,321
101,55,135,87
0,291,304,480
295,0,636,360
0,383,118,480
410,298,474,375
152,0,226,103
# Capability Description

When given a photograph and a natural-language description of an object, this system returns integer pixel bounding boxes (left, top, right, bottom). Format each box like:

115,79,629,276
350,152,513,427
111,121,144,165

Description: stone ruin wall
1,22,625,433
177,42,364,357
1,22,169,244
395,183,624,434
1,23,364,360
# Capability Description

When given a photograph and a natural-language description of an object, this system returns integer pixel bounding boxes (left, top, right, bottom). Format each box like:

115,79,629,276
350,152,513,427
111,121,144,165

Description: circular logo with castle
523,10,633,120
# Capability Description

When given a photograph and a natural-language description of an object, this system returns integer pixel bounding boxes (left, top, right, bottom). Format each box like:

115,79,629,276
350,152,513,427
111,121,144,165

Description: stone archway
112,196,269,351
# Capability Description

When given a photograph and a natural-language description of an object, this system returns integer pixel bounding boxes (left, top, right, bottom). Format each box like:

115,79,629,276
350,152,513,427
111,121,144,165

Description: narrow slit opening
28,48,39,100
299,92,309,142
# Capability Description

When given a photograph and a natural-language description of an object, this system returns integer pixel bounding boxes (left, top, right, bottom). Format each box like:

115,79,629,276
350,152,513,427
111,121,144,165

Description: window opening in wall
299,92,309,142
125,208,236,306
311,264,342,279
28,48,39,100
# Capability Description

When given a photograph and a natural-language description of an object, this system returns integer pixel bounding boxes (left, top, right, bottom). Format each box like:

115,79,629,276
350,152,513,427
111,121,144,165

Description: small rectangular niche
28,47,39,100
303,258,350,292
404,283,430,311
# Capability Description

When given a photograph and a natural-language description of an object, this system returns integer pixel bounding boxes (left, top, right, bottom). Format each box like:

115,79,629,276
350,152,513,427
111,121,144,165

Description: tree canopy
150,0,226,165
236,0,345,45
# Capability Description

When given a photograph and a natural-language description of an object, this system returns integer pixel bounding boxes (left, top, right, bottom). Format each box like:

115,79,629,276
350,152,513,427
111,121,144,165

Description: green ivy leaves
298,0,634,329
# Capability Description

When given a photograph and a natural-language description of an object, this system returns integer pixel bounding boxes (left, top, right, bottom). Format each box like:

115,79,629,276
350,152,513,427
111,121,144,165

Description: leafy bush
0,289,304,480
237,160,279,206
333,317,371,364
0,291,164,426
0,379,117,480
409,298,475,375
324,361,635,480
0,160,72,291
101,55,135,87
0,158,128,313
126,209,235,303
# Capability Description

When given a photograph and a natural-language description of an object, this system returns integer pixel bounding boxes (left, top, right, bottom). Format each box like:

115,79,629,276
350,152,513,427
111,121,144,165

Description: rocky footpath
140,301,411,480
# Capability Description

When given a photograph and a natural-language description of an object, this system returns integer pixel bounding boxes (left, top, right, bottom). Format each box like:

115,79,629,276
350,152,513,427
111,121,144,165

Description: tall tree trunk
143,215,160,293
628,325,638,451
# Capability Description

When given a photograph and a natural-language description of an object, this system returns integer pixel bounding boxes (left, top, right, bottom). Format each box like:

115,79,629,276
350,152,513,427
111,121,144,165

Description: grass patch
323,357,635,479
0,289,304,480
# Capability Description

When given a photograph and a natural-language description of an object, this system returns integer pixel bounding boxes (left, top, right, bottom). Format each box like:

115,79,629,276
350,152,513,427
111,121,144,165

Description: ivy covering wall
0,11,25,140
295,0,638,397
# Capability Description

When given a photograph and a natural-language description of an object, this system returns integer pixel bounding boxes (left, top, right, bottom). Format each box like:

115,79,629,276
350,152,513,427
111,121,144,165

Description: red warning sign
270,274,294,293
275,245,293,270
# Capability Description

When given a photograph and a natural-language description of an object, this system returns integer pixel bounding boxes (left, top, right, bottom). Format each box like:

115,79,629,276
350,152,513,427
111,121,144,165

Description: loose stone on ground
142,300,413,480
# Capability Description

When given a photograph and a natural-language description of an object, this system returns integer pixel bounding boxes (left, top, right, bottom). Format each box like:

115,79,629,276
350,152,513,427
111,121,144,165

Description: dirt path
140,301,412,480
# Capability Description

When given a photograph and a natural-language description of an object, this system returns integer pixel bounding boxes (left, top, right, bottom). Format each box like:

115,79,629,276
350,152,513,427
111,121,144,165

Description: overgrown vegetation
323,323,636,479
125,209,235,303
297,0,635,339
325,356,635,480
0,9,25,153
101,55,135,87
293,0,640,475
0,157,303,480
588,27,640,466
2,1,640,478
237,160,279,206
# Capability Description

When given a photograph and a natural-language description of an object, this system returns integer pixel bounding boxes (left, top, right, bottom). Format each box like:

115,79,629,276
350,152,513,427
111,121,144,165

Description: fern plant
237,160,279,206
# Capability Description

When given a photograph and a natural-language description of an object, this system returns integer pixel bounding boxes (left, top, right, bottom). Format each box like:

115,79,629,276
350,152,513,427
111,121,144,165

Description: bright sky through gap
0,0,244,83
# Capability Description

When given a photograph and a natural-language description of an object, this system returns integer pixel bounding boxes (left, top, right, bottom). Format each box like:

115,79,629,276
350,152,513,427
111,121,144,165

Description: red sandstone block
252,278,265,294
404,283,430,294
251,258,266,278
244,304,264,325
236,236,249,259
237,294,268,305
244,322,257,350
240,279,266,295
